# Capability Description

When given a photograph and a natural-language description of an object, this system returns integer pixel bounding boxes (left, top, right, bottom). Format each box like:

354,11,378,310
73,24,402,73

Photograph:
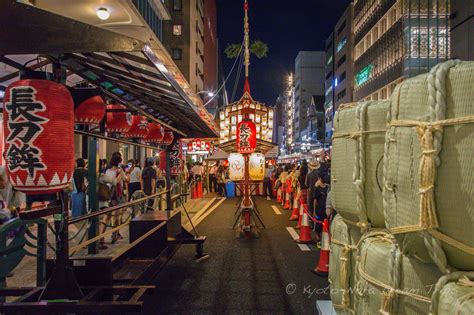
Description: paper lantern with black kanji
161,131,174,145
106,104,132,133
123,115,149,138
70,88,106,125
3,79,74,194
144,123,164,144
236,120,256,154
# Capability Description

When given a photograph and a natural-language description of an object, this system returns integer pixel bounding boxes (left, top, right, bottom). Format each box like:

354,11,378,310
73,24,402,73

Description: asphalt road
143,196,330,314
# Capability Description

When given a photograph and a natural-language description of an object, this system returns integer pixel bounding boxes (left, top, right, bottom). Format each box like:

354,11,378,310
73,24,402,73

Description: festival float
217,0,276,238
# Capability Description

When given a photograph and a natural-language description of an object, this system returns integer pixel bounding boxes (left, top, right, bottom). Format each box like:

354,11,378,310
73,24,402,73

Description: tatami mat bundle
329,60,474,315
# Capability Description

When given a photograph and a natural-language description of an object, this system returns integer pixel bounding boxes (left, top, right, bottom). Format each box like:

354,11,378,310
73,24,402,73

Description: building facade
294,51,325,152
353,0,450,101
272,94,285,146
203,0,219,110
162,0,206,94
450,0,474,61
324,3,355,141
284,74,295,155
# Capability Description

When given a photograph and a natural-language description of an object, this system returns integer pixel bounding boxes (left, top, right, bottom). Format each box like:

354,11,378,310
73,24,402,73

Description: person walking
305,159,320,218
313,174,330,241
208,162,218,193
142,158,157,211
72,158,88,217
263,162,274,200
127,160,142,201
297,159,309,211
216,165,227,197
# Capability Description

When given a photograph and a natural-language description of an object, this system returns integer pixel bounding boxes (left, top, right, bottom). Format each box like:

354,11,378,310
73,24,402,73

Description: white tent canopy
205,148,229,161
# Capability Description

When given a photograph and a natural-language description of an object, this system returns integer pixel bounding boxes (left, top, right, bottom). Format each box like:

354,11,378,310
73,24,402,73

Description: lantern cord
203,39,244,107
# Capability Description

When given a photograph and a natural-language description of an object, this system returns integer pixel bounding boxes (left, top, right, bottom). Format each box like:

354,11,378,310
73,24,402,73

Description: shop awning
0,0,217,138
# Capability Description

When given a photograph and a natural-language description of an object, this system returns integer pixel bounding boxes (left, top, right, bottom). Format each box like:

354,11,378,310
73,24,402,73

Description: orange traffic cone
290,195,299,220
296,201,304,229
283,191,290,209
296,210,314,244
312,219,330,276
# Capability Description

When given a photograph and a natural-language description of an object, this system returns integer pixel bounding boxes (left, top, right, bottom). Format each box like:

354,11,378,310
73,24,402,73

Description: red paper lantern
70,88,106,125
161,131,174,145
144,123,164,144
106,104,132,133
123,115,149,139
3,79,74,194
187,142,193,151
237,120,256,154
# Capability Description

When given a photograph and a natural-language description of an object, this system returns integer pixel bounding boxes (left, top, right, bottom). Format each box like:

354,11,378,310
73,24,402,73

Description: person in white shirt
127,159,142,201
192,162,204,180
208,162,219,193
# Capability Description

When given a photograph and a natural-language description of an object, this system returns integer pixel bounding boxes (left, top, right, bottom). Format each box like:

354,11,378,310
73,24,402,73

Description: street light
197,91,215,97
96,7,110,20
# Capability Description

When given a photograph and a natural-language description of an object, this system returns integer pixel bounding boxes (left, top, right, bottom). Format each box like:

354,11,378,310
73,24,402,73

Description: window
172,24,182,36
172,48,182,60
173,0,182,11
339,71,346,84
337,89,346,101
337,54,346,68
337,21,346,35
336,37,347,53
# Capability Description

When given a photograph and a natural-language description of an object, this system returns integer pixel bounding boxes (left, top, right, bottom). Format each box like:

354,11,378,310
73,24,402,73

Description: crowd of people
187,161,230,197
270,154,332,242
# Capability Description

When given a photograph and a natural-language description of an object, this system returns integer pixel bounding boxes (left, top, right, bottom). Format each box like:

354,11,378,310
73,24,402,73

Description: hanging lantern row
72,99,173,145
186,139,212,153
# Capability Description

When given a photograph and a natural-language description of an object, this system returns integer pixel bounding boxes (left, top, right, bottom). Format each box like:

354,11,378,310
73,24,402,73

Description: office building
162,0,206,94
294,51,325,151
273,94,285,146
324,3,355,141
353,0,450,101
450,0,474,60
203,0,219,110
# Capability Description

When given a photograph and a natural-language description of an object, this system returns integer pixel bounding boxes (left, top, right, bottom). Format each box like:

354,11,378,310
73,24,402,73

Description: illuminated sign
355,64,374,86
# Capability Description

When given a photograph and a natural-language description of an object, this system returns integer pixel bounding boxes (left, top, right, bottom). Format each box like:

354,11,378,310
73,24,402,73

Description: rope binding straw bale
385,61,474,265
357,233,433,314
429,271,474,315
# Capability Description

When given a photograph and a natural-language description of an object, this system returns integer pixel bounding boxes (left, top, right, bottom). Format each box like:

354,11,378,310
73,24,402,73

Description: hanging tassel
339,246,351,307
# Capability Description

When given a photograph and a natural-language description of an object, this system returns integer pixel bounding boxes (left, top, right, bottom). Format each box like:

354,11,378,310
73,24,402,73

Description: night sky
216,0,351,105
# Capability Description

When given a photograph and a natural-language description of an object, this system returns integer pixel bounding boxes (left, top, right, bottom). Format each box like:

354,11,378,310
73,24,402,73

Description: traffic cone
197,181,203,198
312,219,330,277
295,210,315,244
283,191,290,209
191,183,197,199
290,195,299,220
296,201,304,229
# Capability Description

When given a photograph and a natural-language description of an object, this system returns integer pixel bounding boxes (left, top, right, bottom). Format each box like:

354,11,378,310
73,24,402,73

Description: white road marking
188,197,227,228
286,227,311,251
271,205,282,215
